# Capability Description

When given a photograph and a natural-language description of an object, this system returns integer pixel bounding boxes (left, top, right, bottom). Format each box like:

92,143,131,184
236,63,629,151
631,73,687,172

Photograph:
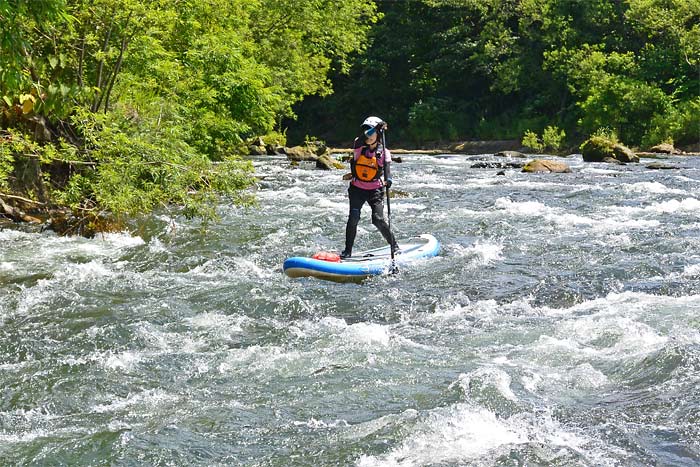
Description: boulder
306,140,328,156
649,143,680,154
285,145,319,162
603,157,624,165
248,144,267,156
316,154,345,170
522,160,571,173
265,144,285,155
612,144,639,163
581,136,638,163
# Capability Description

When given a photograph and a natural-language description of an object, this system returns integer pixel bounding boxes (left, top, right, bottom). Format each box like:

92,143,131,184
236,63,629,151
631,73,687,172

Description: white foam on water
343,409,420,442
13,259,126,315
343,322,392,347
218,344,303,375
0,228,36,244
0,429,50,444
52,259,115,282
257,185,310,201
508,180,592,192
307,315,420,349
494,197,549,216
592,217,661,233
356,403,621,467
293,418,350,429
91,388,179,414
147,237,168,253
449,241,504,266
522,363,609,394
184,312,247,334
356,403,527,466
96,232,146,249
431,298,502,322
611,197,700,216
316,197,347,213
406,181,456,190
391,202,428,213
431,156,472,166
419,207,482,222
580,167,622,175
532,316,667,363
187,256,274,281
622,181,689,195
681,262,700,277
262,227,293,247
0,261,14,271
453,367,519,402
548,212,596,227
568,362,609,388
136,323,207,355
103,350,143,371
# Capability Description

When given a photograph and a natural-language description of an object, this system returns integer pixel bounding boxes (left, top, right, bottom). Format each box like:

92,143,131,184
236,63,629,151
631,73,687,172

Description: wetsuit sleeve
383,152,392,182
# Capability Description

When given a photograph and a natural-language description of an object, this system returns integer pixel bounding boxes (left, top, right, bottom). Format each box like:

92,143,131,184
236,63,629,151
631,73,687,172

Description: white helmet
362,116,383,128
361,116,384,138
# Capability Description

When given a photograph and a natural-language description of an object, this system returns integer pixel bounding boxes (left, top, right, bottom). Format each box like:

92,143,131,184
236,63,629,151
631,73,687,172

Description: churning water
1,153,699,466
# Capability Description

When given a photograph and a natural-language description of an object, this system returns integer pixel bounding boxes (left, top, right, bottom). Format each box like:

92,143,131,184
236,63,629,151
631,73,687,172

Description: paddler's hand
385,178,392,188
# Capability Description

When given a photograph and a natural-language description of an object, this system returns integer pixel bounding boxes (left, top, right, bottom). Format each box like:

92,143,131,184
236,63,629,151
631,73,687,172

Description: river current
1,153,699,466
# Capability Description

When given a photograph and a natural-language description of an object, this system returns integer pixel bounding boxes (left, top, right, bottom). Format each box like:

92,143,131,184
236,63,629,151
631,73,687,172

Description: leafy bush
522,130,543,152
542,126,566,151
642,97,700,148
578,76,671,146
407,98,459,145
522,126,566,153
58,110,254,224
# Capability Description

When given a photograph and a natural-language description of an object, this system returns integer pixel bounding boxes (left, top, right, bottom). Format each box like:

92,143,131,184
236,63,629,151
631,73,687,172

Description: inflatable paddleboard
283,234,440,282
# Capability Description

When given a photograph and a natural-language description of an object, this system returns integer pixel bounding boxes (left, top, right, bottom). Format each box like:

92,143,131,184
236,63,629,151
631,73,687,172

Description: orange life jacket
351,147,383,182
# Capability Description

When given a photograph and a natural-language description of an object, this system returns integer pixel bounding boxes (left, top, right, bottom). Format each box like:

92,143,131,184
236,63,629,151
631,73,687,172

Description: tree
1,0,377,230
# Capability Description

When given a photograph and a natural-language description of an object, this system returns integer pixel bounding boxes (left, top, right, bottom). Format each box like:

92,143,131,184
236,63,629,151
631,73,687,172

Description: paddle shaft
382,130,396,269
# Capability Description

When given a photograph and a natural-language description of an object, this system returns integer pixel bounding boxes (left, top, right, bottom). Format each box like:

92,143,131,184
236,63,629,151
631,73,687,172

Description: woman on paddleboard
340,116,398,259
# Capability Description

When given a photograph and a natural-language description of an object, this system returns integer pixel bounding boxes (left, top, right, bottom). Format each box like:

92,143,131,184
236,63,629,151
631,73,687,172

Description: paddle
382,129,398,274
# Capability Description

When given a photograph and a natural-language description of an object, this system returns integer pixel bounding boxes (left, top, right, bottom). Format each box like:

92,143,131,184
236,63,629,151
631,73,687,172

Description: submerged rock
646,162,681,170
494,150,527,158
471,161,526,169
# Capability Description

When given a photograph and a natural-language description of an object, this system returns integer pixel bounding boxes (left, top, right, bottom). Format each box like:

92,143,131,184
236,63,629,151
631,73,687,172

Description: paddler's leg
342,185,365,258
369,188,398,252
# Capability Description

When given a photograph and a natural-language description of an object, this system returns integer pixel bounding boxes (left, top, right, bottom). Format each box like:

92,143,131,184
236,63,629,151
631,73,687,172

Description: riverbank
328,140,526,155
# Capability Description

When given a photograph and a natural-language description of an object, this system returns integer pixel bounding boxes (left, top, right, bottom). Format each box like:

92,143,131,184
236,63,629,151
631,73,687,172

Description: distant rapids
1,153,699,466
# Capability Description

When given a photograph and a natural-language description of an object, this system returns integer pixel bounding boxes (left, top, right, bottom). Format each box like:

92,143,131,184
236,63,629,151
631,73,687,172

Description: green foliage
293,0,700,149
642,97,700,148
407,99,459,144
0,135,14,189
54,109,254,223
522,130,543,152
522,126,566,153
1,0,374,229
580,135,617,161
542,126,566,151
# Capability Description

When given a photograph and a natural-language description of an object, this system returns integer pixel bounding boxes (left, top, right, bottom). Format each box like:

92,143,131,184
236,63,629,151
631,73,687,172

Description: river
1,153,699,466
